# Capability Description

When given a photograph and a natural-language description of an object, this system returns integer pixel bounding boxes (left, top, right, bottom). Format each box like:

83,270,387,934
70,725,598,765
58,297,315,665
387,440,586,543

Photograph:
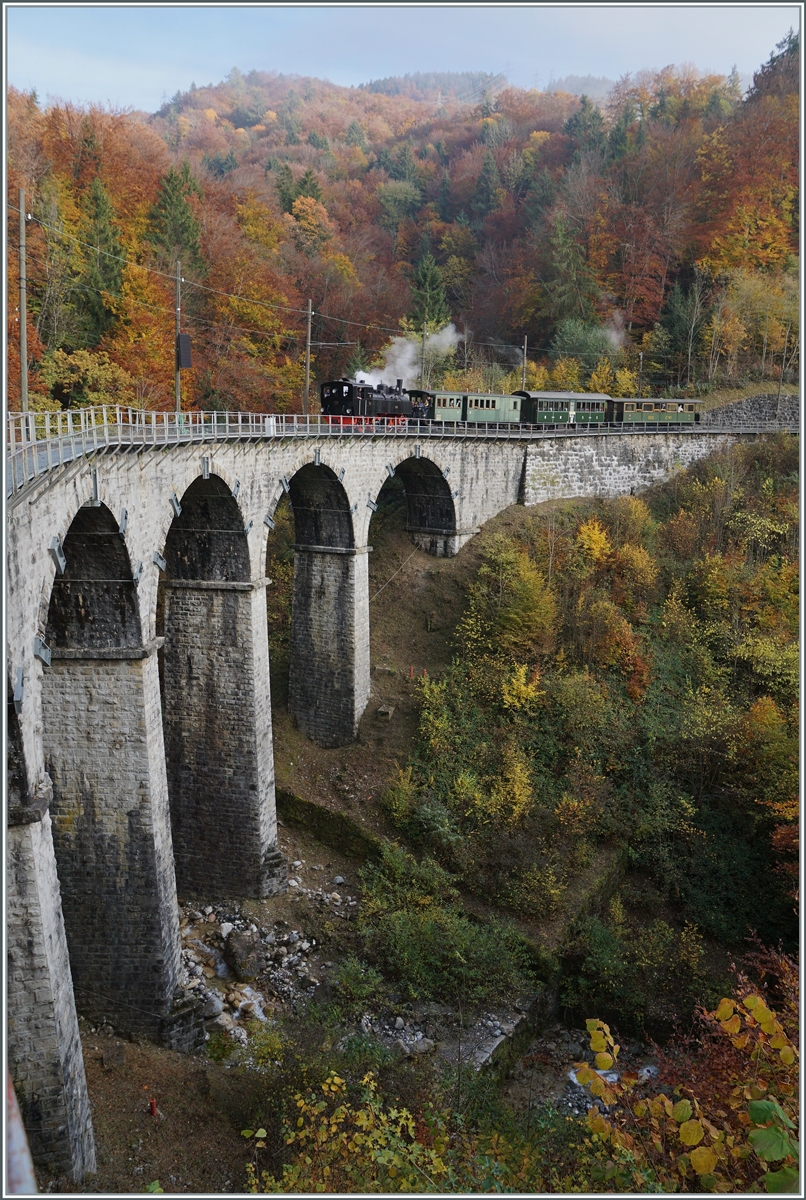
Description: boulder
224,930,267,982
203,994,225,1018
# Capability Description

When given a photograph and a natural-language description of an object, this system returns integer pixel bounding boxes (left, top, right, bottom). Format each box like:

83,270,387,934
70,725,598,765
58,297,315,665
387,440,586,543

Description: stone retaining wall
698,393,799,428
523,431,753,505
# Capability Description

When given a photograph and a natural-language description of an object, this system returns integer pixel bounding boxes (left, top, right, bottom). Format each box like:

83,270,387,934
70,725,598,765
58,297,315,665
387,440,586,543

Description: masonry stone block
7,814,96,1180
288,548,371,746
162,580,284,897
41,648,181,1040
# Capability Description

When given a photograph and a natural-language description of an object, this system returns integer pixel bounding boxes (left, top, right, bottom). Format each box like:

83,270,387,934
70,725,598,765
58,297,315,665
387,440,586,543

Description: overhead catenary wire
10,205,759,366
369,547,419,602
13,245,307,343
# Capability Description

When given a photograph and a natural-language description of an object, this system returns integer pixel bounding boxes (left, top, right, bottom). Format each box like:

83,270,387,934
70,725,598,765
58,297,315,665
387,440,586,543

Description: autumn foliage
7,34,799,411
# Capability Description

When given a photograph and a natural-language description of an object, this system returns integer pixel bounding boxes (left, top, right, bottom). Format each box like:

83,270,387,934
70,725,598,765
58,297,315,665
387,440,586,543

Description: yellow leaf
770,1033,787,1049
742,995,762,1011
586,1019,600,1032
589,1112,610,1135
575,1065,595,1085
673,1100,693,1123
779,1046,795,1065
689,1145,718,1175
731,1034,750,1050
590,1033,607,1052
679,1119,705,1147
589,1077,605,1098
595,1052,614,1070
715,999,735,1021
720,1015,742,1035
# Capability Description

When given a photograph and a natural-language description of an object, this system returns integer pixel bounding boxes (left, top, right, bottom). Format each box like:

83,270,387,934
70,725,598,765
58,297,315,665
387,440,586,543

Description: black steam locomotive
319,379,430,424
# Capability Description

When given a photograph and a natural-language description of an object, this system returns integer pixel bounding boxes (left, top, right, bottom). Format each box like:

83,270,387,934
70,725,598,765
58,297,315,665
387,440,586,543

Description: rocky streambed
168,897,659,1116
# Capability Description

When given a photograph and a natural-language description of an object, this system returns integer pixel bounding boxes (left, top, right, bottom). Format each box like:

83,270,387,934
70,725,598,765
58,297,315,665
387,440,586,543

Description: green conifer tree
146,162,203,272
80,177,122,345
295,169,323,202
563,95,607,158
411,253,451,330
544,213,600,324
345,120,367,149
472,150,503,220
275,164,297,213
438,171,452,222
391,143,420,184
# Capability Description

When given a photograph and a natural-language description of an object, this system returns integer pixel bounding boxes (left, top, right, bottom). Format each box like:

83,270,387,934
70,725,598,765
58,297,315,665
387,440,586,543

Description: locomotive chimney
396,378,403,392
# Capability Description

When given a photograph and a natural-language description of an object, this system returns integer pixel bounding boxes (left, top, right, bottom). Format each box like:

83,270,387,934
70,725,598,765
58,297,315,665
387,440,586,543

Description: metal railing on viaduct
5,402,797,1186
7,404,794,497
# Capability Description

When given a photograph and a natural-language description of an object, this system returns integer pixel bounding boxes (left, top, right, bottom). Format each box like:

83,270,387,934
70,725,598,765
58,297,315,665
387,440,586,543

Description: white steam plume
605,310,626,350
356,323,463,388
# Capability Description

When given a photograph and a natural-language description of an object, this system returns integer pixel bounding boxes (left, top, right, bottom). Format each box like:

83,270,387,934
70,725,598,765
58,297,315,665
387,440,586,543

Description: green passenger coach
429,391,525,423
464,392,524,424
512,391,609,424
607,399,701,424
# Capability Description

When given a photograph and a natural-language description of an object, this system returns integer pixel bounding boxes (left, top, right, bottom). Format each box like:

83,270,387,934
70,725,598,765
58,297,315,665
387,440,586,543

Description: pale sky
5,3,801,112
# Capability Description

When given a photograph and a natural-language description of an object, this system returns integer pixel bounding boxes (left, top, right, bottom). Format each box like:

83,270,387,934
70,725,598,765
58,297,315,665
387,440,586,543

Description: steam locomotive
318,379,702,428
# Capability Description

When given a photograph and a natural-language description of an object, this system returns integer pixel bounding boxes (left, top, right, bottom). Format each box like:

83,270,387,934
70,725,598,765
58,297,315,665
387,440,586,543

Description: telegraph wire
11,205,725,363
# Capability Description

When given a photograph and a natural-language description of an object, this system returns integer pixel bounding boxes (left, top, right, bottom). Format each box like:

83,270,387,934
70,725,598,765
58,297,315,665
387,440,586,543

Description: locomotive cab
320,379,374,417
407,389,436,420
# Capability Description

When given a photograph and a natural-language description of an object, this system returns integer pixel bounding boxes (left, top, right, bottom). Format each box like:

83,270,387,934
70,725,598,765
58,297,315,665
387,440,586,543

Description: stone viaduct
5,400,797,1180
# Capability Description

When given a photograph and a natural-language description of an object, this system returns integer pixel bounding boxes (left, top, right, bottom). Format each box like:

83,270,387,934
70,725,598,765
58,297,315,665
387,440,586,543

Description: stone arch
163,474,251,582
160,474,283,899
382,455,458,557
40,502,181,1040
288,463,355,549
285,463,368,746
45,503,141,650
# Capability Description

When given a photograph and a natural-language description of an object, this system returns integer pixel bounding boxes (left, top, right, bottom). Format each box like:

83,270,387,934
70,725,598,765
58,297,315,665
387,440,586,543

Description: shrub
328,956,385,1021
358,845,534,1007
505,861,567,918
560,899,709,1035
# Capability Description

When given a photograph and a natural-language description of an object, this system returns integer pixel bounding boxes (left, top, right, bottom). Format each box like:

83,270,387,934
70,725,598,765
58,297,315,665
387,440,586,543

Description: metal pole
777,322,790,409
421,320,427,388
175,259,181,413
637,351,643,400
303,298,312,417
19,189,28,413
521,334,527,390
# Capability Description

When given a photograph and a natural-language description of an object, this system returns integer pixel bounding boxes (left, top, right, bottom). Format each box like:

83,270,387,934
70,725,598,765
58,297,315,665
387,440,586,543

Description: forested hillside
7,32,798,412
